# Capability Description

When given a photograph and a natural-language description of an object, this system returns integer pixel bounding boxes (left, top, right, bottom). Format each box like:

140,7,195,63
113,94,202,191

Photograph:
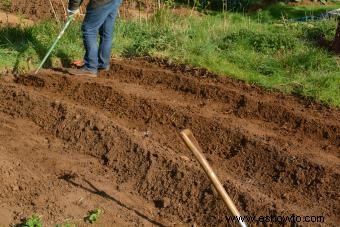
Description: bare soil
0,58,339,226
0,0,162,21
0,10,33,27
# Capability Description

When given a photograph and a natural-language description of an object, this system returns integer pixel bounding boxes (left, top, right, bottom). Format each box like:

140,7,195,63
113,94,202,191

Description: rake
34,15,74,74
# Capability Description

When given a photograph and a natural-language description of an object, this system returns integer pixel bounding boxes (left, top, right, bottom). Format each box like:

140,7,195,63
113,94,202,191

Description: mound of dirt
0,58,339,226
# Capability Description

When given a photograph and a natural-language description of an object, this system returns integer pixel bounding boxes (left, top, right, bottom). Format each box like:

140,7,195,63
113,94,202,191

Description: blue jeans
81,0,122,73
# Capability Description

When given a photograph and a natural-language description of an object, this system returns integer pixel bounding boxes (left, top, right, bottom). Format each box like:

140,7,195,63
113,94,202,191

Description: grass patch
0,20,83,73
0,9,339,107
262,2,340,20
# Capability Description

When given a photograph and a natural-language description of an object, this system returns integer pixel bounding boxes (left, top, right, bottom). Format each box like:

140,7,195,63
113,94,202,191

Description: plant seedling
23,214,43,227
85,208,103,224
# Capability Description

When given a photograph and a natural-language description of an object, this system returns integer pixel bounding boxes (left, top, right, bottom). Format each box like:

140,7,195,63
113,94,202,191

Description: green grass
0,8,339,107
113,11,339,106
0,20,83,73
262,2,340,20
0,0,11,10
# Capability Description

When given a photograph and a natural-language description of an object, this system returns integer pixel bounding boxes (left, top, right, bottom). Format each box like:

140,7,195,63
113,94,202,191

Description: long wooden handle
180,129,247,227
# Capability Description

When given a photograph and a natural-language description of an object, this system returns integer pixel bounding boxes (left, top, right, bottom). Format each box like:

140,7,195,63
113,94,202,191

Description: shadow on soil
59,174,166,226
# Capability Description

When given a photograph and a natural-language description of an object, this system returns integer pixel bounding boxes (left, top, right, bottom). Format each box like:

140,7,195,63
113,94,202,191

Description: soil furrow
0,83,339,225
0,58,339,226
3,73,339,225
15,73,339,162
0,112,168,226
0,83,320,226
102,59,340,146
12,73,340,210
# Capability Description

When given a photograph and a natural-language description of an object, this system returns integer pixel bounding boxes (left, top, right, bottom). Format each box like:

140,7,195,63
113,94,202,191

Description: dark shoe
67,67,98,77
98,66,110,72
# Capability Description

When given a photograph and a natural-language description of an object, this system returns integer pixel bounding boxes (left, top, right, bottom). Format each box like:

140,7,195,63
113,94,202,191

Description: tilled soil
0,58,339,226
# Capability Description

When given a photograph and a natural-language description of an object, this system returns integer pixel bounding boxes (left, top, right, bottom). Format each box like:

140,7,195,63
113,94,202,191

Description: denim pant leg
82,13,104,73
98,0,122,69
82,1,120,72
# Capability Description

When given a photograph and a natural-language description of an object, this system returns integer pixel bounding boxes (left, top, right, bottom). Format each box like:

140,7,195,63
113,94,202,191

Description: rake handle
180,129,247,227
35,16,74,74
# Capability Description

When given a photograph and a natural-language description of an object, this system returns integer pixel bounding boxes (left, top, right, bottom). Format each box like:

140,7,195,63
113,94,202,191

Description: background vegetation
0,2,339,106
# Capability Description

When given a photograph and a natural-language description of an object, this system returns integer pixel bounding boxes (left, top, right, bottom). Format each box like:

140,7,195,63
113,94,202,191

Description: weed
85,208,103,224
164,0,176,8
0,0,11,10
22,215,43,227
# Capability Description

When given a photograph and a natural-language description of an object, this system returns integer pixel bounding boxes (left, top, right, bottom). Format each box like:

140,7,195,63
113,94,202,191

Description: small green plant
23,215,43,227
85,208,103,224
1,0,11,10
164,0,176,8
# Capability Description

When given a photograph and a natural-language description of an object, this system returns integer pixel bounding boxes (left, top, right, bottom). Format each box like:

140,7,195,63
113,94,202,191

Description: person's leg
98,0,122,69
82,3,118,73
